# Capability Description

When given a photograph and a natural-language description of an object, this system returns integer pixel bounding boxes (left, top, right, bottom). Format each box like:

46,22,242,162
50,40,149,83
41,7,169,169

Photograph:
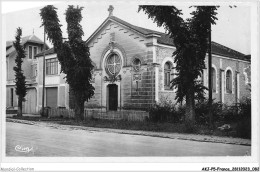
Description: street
6,122,250,157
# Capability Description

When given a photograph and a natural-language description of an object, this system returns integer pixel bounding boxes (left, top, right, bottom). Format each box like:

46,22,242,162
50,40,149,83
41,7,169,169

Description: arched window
132,58,141,72
164,62,173,90
226,70,232,93
211,67,216,93
106,53,121,76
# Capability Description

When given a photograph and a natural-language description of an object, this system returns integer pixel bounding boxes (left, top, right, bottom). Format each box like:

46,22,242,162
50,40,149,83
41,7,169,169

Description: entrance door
46,87,58,108
108,84,118,111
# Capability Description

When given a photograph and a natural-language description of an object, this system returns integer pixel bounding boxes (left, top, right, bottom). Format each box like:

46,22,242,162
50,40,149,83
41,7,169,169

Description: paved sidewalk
6,118,251,146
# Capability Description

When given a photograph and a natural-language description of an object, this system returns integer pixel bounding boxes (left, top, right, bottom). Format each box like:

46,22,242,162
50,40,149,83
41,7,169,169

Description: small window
29,46,32,59
33,47,37,59
164,62,173,90
211,67,216,93
132,58,141,72
46,58,58,75
226,70,232,93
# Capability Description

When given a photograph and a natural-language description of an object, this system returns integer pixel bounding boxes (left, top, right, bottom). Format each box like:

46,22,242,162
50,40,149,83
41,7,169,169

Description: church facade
83,15,251,111
6,8,251,114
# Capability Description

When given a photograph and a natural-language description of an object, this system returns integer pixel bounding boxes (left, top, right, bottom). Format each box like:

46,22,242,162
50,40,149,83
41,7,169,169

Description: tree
13,27,27,117
40,5,94,121
139,6,218,123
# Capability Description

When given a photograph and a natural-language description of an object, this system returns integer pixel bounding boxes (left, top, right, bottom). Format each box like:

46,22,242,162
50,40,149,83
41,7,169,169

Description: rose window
106,54,121,75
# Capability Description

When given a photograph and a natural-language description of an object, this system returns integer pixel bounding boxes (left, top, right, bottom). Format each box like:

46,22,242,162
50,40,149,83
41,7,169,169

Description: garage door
23,88,37,114
46,87,58,108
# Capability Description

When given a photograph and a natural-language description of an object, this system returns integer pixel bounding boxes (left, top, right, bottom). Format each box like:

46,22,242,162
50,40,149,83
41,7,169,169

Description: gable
87,19,155,69
87,19,152,49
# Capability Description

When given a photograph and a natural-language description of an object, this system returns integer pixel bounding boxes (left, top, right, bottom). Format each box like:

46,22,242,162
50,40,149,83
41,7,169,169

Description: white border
1,0,259,171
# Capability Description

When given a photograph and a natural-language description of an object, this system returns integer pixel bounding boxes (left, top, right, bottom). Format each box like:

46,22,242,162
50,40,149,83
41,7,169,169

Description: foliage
148,98,223,125
234,97,251,138
235,118,251,139
39,106,51,117
237,97,251,117
13,27,27,116
183,120,198,133
148,96,251,138
139,6,218,121
195,97,251,124
148,98,184,123
195,97,251,139
40,5,94,120
10,96,251,138
194,100,223,125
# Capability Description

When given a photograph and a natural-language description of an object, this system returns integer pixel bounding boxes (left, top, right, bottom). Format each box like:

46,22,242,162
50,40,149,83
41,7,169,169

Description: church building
6,6,251,115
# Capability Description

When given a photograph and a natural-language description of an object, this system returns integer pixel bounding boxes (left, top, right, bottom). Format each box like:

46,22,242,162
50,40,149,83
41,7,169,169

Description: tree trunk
17,96,23,117
74,91,85,121
185,88,195,122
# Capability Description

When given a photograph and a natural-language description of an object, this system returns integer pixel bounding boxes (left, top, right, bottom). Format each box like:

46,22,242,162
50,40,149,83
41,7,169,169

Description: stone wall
203,55,250,105
123,66,155,110
156,45,251,106
156,46,177,104
85,21,155,110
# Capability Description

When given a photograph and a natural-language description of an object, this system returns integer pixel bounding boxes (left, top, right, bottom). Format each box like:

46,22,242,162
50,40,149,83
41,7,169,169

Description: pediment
86,17,160,48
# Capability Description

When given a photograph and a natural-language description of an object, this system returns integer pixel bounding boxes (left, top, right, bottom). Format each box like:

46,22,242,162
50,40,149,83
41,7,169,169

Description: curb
6,118,251,146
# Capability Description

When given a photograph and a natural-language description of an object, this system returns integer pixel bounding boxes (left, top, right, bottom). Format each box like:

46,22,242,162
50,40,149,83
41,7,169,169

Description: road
6,122,250,157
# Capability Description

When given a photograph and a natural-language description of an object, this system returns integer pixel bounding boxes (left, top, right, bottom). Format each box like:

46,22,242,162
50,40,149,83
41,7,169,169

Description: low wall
47,108,149,121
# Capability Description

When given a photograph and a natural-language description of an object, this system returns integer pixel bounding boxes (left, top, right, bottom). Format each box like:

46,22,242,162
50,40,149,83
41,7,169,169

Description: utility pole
41,26,46,116
208,23,213,127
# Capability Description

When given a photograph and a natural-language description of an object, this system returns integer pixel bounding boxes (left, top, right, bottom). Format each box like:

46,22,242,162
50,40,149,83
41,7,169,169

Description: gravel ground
6,118,251,146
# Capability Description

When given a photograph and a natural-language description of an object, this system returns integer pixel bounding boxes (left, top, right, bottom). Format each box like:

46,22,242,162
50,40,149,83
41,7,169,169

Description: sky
2,1,251,55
